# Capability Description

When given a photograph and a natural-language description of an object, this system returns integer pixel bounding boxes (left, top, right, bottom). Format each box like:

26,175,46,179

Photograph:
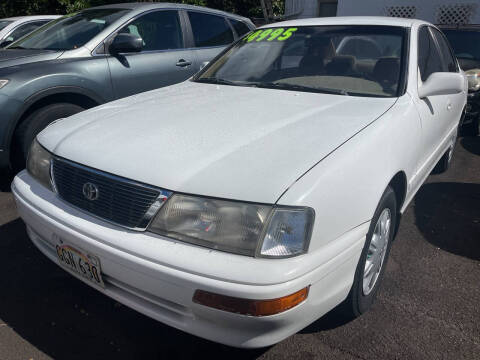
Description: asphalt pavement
0,135,478,360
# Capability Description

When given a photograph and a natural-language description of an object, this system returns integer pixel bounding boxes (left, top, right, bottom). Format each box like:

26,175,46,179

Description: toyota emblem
82,182,99,201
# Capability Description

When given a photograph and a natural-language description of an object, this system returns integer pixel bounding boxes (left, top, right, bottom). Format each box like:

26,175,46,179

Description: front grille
52,158,162,229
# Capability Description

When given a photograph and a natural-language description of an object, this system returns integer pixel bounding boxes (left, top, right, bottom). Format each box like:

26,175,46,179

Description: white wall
337,0,480,24
285,0,319,19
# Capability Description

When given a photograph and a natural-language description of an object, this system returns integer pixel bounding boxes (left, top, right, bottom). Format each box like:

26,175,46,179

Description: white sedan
12,17,466,348
0,15,60,47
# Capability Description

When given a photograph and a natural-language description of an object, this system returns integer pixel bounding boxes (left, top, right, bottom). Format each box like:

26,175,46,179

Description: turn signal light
192,287,309,317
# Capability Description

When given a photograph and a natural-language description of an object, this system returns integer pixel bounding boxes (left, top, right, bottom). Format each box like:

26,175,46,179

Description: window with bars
436,4,478,25
385,6,417,19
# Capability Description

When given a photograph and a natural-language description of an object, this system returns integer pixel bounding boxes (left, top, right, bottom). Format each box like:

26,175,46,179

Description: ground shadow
414,182,480,261
300,303,354,334
461,136,480,156
0,219,268,359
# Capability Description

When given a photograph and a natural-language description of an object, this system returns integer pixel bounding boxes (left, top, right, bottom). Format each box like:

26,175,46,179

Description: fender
4,86,106,165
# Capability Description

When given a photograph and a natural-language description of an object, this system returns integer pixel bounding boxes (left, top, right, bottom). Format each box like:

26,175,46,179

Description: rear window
188,12,234,47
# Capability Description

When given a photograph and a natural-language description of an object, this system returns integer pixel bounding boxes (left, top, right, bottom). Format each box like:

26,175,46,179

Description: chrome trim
51,157,172,231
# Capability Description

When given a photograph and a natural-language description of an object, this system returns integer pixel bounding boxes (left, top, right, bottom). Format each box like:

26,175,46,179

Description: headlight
26,138,53,190
0,79,9,89
148,193,314,257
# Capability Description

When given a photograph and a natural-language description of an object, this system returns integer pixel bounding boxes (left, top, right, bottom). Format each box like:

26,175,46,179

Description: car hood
0,49,62,68
39,81,397,204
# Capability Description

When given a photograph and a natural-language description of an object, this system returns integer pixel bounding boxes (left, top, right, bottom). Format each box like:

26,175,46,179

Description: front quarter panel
1,57,112,103
278,94,422,252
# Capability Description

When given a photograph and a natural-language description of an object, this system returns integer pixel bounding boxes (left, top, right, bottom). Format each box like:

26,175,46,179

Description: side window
418,26,443,82
431,28,458,72
6,21,48,42
119,10,183,51
188,12,234,47
230,19,251,37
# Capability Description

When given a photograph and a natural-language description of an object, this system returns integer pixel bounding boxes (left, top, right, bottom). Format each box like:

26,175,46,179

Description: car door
430,27,465,126
107,9,197,99
413,25,460,177
184,11,235,66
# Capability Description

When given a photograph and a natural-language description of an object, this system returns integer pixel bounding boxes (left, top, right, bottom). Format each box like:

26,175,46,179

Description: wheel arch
387,171,408,214
7,86,104,163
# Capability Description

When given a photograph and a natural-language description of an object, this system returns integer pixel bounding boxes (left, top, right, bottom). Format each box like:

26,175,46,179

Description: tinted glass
431,28,457,72
418,27,443,82
9,9,130,50
443,29,480,61
119,10,183,51
188,12,234,47
195,25,407,97
0,20,13,31
7,21,49,43
230,19,251,37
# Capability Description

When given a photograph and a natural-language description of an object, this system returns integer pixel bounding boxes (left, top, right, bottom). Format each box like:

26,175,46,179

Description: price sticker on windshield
245,27,298,43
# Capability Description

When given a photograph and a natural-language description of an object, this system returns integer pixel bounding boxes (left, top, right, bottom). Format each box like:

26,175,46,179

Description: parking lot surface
0,136,479,360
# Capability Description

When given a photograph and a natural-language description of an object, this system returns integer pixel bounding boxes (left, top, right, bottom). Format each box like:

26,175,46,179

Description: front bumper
12,171,365,348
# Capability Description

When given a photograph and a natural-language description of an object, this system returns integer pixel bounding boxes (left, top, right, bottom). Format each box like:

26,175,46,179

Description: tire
12,103,84,171
343,186,397,318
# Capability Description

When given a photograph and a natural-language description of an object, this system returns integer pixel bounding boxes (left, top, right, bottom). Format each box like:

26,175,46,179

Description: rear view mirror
466,69,480,92
418,72,465,99
109,33,143,54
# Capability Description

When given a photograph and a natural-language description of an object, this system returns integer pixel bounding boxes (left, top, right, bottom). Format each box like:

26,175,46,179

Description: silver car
0,3,255,171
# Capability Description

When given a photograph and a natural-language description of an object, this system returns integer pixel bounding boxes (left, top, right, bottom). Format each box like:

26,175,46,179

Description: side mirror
466,69,480,92
418,72,465,99
109,33,143,54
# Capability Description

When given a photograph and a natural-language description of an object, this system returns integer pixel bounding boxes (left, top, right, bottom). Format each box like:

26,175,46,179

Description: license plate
55,241,105,288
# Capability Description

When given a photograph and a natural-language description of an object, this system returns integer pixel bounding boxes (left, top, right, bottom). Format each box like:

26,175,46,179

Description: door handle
176,59,192,67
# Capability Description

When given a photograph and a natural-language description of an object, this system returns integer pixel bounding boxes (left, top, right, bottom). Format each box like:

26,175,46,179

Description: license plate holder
55,239,105,288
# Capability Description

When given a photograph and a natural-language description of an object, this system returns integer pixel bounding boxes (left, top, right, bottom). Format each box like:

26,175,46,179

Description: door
413,26,461,176
185,11,235,66
107,10,197,99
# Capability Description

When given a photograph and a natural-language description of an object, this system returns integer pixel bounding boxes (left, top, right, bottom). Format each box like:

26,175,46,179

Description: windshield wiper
8,46,33,50
255,82,350,96
194,77,254,87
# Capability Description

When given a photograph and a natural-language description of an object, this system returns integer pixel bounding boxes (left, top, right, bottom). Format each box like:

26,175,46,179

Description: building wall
285,0,480,24
285,0,320,19
337,0,480,24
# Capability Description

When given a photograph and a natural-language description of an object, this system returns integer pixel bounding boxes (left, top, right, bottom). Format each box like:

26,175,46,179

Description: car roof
1,15,60,21
88,2,251,22
261,16,431,28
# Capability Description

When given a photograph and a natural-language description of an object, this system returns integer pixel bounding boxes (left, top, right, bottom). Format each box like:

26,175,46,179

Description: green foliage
0,0,283,19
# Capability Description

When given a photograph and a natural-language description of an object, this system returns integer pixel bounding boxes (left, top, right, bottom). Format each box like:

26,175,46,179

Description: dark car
442,25,480,135
0,3,254,172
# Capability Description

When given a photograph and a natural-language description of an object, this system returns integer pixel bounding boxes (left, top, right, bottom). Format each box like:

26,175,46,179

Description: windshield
8,9,129,50
0,20,13,32
443,29,480,61
195,25,407,97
